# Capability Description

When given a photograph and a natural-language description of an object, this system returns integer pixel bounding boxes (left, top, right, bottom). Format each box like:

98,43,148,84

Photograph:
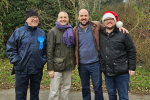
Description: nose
82,16,86,19
62,17,65,20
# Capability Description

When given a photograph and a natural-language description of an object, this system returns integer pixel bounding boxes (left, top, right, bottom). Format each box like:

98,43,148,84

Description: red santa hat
102,11,123,28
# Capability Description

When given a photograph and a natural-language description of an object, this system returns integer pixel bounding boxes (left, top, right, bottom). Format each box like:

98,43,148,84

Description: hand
129,70,135,76
119,27,129,34
77,64,79,68
48,70,54,78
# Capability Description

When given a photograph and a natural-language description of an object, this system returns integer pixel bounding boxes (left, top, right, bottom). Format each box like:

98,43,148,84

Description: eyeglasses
104,18,114,22
30,16,38,20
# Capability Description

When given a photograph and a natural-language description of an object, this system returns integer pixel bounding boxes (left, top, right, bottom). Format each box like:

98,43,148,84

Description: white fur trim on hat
116,21,123,28
102,13,116,23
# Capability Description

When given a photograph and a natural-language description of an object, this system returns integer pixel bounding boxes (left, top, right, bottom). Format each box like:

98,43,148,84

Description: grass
0,58,150,94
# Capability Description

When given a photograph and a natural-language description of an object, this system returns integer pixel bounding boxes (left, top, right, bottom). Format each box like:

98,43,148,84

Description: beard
80,20,89,26
106,25,115,30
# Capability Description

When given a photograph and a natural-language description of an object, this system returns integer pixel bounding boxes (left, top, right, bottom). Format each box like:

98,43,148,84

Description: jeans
15,71,43,100
105,74,130,100
78,61,104,100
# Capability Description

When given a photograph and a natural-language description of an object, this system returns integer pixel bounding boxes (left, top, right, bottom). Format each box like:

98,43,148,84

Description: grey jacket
47,26,76,72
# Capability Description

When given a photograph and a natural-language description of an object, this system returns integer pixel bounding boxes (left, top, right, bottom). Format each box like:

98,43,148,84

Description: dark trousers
78,62,104,100
105,74,130,100
15,71,43,100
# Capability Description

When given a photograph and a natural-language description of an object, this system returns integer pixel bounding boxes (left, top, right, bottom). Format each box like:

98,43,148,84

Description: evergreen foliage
0,0,78,58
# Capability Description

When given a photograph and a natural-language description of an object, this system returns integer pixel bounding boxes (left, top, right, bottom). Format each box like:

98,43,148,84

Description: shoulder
91,21,105,31
91,21,101,26
73,25,78,31
15,26,25,32
37,27,46,34
48,26,58,36
49,26,58,32
13,26,25,36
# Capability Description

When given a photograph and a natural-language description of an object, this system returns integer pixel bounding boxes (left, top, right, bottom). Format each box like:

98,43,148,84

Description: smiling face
104,17,116,30
78,9,89,27
26,16,39,27
57,12,69,26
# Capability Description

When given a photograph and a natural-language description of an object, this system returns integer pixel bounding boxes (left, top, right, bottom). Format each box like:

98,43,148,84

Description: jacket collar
103,26,119,35
24,22,37,31
74,21,97,33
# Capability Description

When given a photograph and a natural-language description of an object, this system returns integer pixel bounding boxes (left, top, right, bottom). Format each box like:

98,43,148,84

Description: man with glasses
6,9,47,100
99,11,136,100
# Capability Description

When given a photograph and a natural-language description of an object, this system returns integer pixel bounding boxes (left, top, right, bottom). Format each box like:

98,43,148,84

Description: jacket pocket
30,51,45,70
13,60,22,71
100,60,106,72
53,58,65,71
113,60,128,74
55,43,61,57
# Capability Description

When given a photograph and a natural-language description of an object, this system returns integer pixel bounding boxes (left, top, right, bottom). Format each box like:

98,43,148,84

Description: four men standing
6,8,136,100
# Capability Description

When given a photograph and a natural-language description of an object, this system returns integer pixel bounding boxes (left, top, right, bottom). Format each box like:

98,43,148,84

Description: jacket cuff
129,65,136,71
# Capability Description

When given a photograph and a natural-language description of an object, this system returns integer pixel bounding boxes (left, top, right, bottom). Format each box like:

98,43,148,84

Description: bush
0,33,7,58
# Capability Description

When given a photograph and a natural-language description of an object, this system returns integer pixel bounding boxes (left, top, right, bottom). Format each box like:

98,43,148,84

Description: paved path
0,88,150,100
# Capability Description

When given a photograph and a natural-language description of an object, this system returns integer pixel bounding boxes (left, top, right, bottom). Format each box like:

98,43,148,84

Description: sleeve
47,29,55,71
6,31,21,64
99,24,105,31
124,33,137,71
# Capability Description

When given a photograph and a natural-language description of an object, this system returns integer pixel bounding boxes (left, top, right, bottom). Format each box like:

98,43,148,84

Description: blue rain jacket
6,22,47,74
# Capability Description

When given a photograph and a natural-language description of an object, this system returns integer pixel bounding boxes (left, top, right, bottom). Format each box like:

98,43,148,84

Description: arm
73,28,79,68
124,33,136,76
6,31,21,64
47,29,55,73
92,21,105,51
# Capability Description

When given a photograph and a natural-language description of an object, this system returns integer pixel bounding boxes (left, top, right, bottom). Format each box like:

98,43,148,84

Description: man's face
26,16,39,27
104,17,116,29
57,12,69,26
78,9,89,26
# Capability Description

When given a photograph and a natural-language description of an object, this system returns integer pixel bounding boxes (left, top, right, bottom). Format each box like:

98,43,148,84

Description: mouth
107,23,112,25
32,21,38,23
81,19,86,21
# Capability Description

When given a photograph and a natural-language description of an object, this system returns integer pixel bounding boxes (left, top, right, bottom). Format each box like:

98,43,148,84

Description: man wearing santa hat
99,11,136,100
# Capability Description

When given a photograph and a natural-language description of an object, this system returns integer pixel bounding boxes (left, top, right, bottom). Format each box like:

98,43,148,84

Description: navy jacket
6,22,47,74
99,27,136,76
